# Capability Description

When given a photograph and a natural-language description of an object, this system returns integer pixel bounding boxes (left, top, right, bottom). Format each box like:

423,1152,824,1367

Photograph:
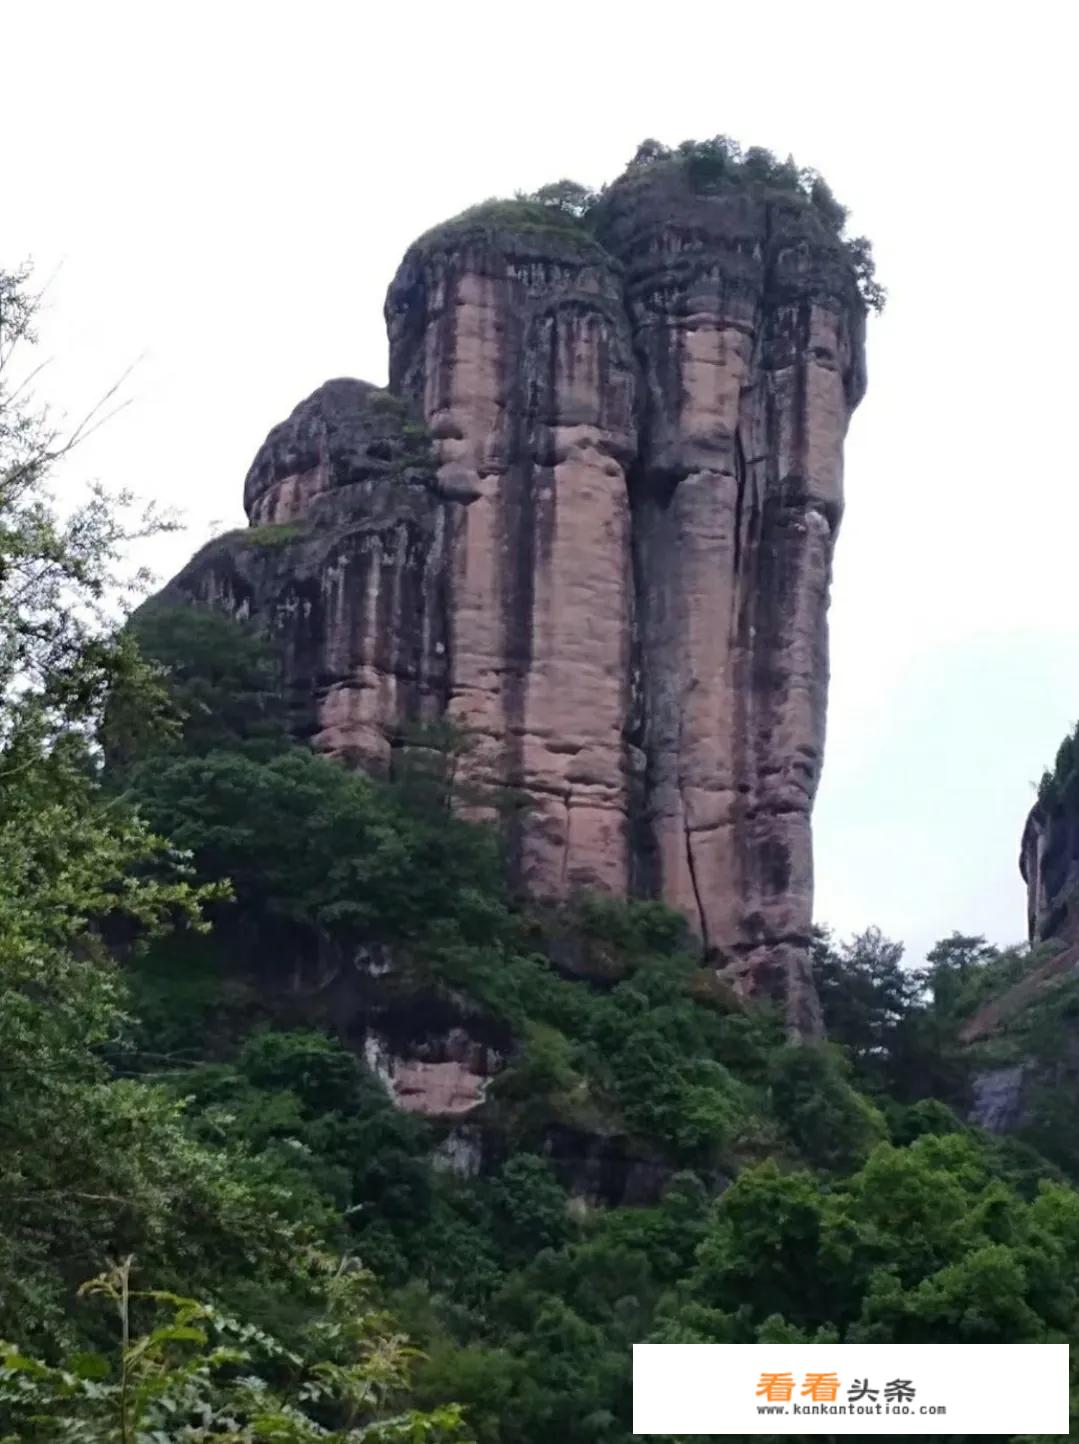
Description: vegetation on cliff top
415,134,885,312
413,194,608,259
1036,717,1079,812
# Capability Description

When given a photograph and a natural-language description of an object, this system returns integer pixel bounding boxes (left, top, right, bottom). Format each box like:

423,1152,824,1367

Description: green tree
485,1156,570,1265
0,268,169,742
925,931,1000,1015
813,926,919,1081
527,180,598,217
0,269,263,1344
0,1254,470,1442
127,746,506,950
767,1042,885,1173
114,603,290,763
812,925,990,1106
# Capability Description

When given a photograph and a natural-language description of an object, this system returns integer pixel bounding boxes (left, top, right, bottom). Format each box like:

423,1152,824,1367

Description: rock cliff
593,162,865,1032
156,142,870,1033
1020,726,1079,947
1021,803,1079,946
960,732,1079,1137
161,378,451,770
386,215,639,901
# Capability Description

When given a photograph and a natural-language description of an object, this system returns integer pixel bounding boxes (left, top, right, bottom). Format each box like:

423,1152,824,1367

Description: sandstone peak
156,137,872,1033
243,378,436,526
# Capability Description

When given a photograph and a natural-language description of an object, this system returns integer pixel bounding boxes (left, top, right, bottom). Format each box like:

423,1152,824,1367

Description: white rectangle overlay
633,1343,1069,1435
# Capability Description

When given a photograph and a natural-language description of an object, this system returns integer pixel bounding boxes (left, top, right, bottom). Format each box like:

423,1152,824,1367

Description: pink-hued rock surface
386,224,639,899
363,1028,501,1119
595,166,865,1034
153,159,867,1032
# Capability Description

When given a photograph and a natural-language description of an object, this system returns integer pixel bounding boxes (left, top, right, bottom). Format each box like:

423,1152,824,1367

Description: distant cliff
960,725,1079,1140
1020,723,1079,945
154,138,871,1033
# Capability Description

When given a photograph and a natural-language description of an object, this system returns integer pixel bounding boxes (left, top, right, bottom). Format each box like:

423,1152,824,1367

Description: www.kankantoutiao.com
756,1403,948,1418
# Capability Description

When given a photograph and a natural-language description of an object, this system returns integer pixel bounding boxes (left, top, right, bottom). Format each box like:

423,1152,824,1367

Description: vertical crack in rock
678,708,710,952
732,425,747,580
624,451,656,902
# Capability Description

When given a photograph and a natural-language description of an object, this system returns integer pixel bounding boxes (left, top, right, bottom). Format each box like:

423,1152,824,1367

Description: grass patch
242,522,309,548
414,198,609,260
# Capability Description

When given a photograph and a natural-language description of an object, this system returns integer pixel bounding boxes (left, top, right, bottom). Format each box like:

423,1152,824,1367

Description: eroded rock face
156,168,867,1031
363,1028,501,1119
969,1065,1029,1133
593,165,866,1032
157,378,450,773
1021,804,1079,946
386,222,640,897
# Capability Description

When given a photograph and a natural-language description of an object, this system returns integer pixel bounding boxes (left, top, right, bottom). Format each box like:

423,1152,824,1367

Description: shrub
768,1043,886,1173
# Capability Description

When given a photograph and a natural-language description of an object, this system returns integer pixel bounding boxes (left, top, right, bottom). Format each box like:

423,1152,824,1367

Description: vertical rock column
386,223,639,897
597,174,866,1031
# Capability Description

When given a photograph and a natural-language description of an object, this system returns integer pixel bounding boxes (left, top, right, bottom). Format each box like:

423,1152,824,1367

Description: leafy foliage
813,925,1019,1107
519,179,599,217
1036,717,1079,811
116,604,290,761
767,1043,886,1173
104,619,1079,1438
0,271,464,1440
0,1255,469,1442
0,268,173,744
667,1132,1079,1345
0,271,288,1349
115,602,781,1172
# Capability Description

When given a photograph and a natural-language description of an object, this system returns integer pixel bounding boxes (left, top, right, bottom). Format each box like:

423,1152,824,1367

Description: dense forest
2,252,1078,1444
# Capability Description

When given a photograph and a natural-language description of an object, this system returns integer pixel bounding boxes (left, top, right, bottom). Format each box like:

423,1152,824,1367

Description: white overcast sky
7,1,1077,963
